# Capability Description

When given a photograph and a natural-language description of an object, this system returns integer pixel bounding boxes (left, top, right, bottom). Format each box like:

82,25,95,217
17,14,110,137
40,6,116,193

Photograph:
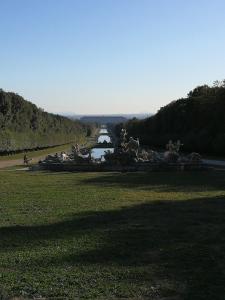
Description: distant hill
67,113,152,124
80,115,127,124
120,113,152,120
0,89,89,153
117,81,225,155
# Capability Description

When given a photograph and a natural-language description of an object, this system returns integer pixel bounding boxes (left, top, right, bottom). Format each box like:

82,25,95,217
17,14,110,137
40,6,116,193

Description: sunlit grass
0,170,225,299
0,143,74,161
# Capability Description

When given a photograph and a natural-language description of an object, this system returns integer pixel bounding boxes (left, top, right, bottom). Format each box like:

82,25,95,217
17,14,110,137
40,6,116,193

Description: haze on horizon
1,0,225,115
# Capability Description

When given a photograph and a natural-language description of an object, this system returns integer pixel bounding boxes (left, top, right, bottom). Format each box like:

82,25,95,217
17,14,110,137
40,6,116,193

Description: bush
116,82,225,156
0,90,90,153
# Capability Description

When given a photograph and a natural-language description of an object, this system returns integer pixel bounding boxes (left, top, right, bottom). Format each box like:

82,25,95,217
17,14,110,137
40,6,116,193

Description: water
91,148,114,160
98,135,111,143
92,126,114,160
99,128,108,134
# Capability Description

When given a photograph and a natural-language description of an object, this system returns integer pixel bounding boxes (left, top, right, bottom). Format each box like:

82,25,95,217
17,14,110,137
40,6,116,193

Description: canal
91,126,114,160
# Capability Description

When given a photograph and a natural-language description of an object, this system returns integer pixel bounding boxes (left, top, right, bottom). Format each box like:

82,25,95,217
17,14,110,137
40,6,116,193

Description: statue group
164,140,183,163
119,129,139,156
105,128,201,165
118,128,165,163
40,128,202,167
41,143,92,164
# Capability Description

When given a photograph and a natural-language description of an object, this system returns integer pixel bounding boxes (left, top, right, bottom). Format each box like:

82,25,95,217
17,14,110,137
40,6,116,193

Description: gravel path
203,159,225,168
0,155,47,169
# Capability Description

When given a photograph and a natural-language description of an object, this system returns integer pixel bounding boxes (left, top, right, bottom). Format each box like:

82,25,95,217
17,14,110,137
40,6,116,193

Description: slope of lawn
0,170,225,299
0,143,74,162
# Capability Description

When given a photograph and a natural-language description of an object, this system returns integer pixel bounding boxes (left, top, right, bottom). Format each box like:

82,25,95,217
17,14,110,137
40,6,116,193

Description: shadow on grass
81,170,225,192
1,195,225,298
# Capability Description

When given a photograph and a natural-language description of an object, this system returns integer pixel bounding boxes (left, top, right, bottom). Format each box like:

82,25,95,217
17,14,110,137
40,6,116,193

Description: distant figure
24,154,32,165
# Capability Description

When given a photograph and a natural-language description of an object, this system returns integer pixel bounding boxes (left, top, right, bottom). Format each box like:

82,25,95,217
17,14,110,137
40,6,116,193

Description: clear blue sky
1,0,225,114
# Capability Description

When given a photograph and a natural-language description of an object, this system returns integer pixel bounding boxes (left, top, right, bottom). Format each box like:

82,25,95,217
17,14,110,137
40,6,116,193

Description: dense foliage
0,90,89,153
117,81,225,155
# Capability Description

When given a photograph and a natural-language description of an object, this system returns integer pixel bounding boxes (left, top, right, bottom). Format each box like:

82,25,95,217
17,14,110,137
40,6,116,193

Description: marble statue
166,140,175,152
72,144,80,156
175,140,183,152
120,128,127,147
188,152,202,163
164,139,183,163
166,140,183,153
125,137,140,156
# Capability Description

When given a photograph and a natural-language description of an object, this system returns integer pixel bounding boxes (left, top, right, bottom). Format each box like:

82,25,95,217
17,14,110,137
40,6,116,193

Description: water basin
99,128,108,134
91,148,114,160
98,135,111,143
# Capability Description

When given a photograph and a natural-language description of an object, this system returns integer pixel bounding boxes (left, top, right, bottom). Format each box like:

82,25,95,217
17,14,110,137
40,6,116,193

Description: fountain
38,128,206,172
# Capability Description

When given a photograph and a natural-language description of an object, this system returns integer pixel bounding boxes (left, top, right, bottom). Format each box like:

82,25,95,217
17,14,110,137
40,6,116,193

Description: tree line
0,89,92,154
115,80,225,156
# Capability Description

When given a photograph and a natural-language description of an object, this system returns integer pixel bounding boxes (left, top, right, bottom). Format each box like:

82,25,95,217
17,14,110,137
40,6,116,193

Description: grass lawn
0,143,75,161
0,170,225,299
0,133,98,163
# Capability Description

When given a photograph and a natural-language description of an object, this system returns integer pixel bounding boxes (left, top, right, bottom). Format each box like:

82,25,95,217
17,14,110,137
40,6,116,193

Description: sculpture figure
139,149,149,161
120,128,127,148
147,150,161,162
188,152,202,163
166,140,175,152
60,152,68,161
175,140,183,152
125,137,140,157
164,139,183,163
72,143,80,156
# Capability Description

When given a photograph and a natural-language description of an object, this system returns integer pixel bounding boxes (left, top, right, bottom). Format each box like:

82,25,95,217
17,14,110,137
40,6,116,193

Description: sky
0,0,225,115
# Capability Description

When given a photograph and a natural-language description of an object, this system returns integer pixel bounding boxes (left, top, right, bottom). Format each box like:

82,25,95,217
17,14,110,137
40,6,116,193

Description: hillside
80,115,128,124
0,90,89,153
68,113,151,121
118,81,225,155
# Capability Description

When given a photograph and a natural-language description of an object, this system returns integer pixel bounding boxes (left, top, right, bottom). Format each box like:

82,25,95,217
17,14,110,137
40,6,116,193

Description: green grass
0,143,75,161
0,130,99,163
1,170,225,299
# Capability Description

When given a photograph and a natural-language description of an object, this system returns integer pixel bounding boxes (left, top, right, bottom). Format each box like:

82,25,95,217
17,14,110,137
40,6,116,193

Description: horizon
1,0,225,114
62,112,151,117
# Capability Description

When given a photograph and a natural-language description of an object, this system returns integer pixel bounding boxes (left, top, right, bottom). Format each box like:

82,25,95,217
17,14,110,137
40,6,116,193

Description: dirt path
0,154,52,169
0,133,100,170
203,159,225,168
